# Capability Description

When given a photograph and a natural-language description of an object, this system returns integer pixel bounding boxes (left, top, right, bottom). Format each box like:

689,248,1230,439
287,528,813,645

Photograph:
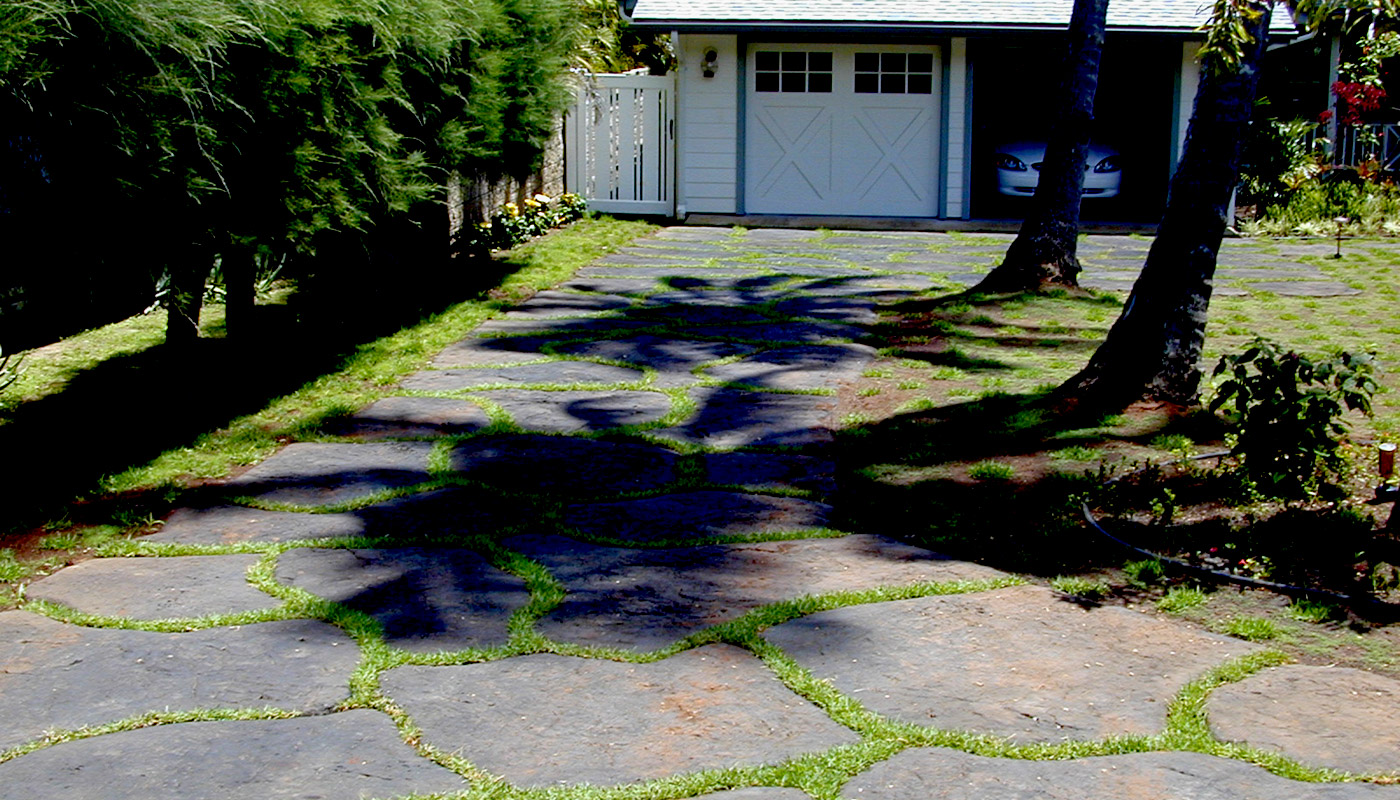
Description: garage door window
854,52,935,94
755,51,833,93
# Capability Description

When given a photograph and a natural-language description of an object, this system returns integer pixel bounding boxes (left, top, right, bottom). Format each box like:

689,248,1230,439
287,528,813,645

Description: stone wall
447,121,567,238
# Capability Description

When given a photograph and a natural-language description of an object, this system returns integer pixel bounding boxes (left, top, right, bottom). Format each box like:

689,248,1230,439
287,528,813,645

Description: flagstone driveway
1,228,1397,799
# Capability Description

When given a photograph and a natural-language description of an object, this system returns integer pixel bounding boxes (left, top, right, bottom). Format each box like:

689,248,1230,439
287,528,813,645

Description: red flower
1317,109,1334,124
1333,81,1386,125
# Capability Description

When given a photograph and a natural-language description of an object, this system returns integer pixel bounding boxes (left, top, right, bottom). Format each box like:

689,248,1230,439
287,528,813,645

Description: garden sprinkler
1334,217,1350,259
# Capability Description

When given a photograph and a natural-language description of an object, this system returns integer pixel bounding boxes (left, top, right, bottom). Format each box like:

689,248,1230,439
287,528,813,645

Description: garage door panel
750,106,834,201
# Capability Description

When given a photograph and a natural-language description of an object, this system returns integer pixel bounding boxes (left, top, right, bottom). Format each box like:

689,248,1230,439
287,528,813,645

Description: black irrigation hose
1081,452,1400,620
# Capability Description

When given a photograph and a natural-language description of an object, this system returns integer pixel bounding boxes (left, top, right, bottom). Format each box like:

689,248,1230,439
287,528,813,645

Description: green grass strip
0,707,304,766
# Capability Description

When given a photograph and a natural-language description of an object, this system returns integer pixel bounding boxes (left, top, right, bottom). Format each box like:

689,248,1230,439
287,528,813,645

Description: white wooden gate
565,73,676,216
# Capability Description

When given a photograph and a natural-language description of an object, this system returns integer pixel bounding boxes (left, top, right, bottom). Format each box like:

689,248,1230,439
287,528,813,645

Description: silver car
994,141,1122,198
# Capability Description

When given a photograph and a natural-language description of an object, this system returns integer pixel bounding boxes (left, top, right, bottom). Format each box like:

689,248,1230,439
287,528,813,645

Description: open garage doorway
969,36,1179,224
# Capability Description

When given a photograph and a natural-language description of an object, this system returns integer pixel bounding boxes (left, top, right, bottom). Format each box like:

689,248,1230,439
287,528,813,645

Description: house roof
629,0,1299,36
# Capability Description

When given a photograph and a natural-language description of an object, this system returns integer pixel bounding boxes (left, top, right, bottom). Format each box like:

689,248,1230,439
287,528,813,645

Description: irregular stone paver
559,335,755,387
149,505,369,545
556,277,660,295
0,612,358,751
695,790,813,800
276,548,528,651
635,303,773,326
763,584,1260,742
226,441,434,507
331,395,490,438
703,344,875,390
506,533,1010,650
1208,665,1400,775
472,317,655,338
150,487,535,546
381,644,859,787
657,388,839,448
578,264,767,279
0,710,467,800
1250,280,1362,296
703,451,837,495
561,490,833,543
504,290,634,317
648,289,789,308
774,296,879,323
400,361,645,392
840,749,1396,799
450,434,677,495
26,555,275,620
478,388,673,432
351,487,540,542
431,334,558,366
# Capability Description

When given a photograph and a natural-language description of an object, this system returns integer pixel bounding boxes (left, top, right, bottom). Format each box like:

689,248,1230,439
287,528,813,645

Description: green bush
1245,174,1400,236
1210,337,1378,498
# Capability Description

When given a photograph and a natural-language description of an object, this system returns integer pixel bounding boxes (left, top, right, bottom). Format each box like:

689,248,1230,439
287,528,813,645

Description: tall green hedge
0,0,577,347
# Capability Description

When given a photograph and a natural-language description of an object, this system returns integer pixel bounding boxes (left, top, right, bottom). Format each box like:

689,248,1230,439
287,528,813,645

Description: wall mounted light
701,48,718,78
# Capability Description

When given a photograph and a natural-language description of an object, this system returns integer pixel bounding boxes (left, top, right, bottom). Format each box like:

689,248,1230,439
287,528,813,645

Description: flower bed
456,193,588,257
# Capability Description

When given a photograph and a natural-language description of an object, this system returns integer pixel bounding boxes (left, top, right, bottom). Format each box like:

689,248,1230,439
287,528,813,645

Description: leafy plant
1050,575,1109,600
1218,615,1280,641
1157,585,1207,613
1287,597,1342,623
1123,558,1166,588
1209,337,1378,498
967,461,1016,481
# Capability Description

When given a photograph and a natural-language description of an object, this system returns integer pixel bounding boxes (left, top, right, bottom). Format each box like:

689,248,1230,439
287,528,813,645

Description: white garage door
745,43,942,217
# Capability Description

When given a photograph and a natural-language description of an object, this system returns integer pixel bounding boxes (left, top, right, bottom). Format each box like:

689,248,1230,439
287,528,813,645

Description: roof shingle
630,0,1296,34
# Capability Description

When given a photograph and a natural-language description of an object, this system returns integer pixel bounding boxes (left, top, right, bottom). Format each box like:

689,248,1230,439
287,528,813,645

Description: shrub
1209,337,1378,498
1244,174,1400,236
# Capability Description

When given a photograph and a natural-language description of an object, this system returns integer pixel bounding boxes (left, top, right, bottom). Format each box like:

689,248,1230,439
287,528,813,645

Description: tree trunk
164,243,214,349
1057,1,1272,411
222,242,256,341
974,0,1109,294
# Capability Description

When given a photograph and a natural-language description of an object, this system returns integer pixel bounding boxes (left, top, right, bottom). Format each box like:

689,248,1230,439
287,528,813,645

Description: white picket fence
564,72,676,216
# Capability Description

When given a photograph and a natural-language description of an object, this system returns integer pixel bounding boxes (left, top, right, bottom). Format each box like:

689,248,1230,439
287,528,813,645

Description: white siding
944,38,969,219
1174,41,1202,170
676,35,740,214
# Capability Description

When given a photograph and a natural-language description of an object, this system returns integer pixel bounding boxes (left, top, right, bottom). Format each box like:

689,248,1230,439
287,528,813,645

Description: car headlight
995,154,1028,171
1093,156,1121,173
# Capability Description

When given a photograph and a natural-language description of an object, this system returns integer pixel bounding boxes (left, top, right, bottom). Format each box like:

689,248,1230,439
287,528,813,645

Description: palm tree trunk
974,0,1109,294
1057,1,1272,410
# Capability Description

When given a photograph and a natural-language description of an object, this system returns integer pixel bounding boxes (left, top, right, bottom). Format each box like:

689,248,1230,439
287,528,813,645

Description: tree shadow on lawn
835,386,1225,580
0,252,534,536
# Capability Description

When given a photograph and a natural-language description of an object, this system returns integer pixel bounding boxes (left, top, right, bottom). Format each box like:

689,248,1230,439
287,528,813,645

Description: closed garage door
745,43,941,217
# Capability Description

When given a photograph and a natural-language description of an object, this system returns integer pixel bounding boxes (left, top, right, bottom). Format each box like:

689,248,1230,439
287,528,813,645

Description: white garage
618,0,1300,222
744,44,941,217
